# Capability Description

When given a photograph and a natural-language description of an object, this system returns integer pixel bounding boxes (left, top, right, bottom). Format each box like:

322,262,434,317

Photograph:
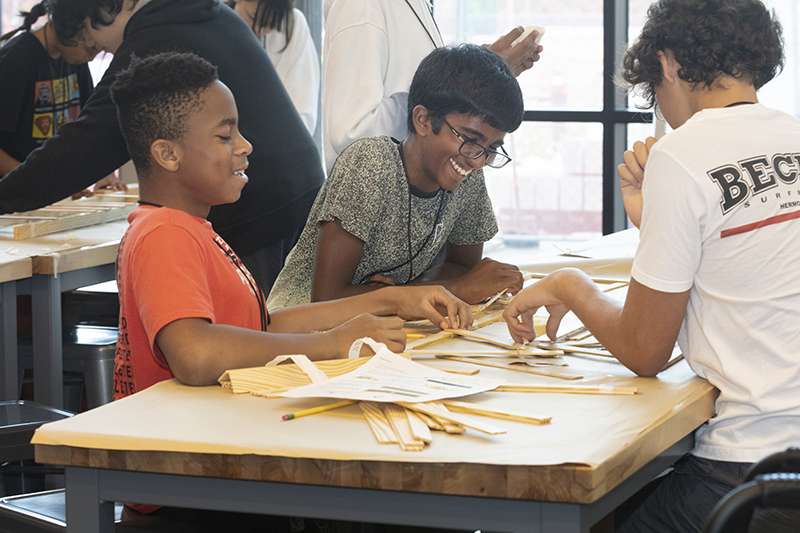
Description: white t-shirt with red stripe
631,103,800,463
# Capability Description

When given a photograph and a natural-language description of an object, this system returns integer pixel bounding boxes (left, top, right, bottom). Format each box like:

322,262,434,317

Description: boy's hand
390,286,473,331
329,314,406,355
503,274,570,344
487,26,543,76
617,136,658,228
453,257,524,304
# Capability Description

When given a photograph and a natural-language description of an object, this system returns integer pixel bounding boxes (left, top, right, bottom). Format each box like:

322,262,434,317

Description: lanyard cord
136,202,267,331
358,141,445,284
214,239,268,332
404,0,442,49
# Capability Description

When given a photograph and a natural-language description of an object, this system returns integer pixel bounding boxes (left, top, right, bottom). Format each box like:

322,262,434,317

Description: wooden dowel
441,400,551,425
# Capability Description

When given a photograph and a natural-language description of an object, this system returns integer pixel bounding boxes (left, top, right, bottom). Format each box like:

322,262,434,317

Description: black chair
702,448,800,533
0,401,73,497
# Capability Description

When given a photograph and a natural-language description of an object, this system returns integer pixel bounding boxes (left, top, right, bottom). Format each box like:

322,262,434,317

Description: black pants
616,454,800,533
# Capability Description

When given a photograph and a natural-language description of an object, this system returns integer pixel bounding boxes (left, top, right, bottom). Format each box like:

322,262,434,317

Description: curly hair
110,52,219,175
407,44,524,135
621,0,784,109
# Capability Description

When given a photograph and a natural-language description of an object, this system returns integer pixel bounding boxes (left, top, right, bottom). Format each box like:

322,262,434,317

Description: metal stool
19,325,118,412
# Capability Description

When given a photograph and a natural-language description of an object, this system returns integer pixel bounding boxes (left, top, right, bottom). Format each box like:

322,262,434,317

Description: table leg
32,274,63,409
66,466,115,533
1,281,18,401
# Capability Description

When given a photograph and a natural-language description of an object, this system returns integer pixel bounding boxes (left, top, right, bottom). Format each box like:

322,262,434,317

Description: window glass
482,122,604,265
434,0,604,110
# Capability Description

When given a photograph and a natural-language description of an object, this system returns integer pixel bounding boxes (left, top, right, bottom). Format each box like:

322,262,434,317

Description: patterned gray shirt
267,136,498,309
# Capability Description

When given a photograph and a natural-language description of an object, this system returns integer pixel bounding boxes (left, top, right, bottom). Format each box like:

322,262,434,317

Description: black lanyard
404,0,442,49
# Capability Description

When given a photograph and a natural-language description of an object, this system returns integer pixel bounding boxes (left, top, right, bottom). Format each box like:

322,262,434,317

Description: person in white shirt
229,0,319,134
322,0,543,173
503,0,799,531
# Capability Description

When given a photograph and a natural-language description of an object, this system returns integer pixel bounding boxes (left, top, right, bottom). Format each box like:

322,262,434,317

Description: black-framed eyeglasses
441,117,512,169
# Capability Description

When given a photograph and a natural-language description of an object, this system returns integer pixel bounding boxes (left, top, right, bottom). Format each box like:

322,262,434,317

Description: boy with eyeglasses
268,44,525,309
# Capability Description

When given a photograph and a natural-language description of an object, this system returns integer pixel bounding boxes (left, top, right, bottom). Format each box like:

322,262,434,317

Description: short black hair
226,0,294,52
47,0,128,45
407,44,524,135
621,0,784,109
110,52,219,175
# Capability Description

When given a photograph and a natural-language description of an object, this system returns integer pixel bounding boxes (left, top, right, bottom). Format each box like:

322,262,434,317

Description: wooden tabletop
33,226,717,505
34,355,717,504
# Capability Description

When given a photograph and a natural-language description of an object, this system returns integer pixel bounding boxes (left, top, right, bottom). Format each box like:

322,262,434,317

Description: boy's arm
275,285,472,334
411,243,525,304
155,314,405,386
503,268,689,377
311,218,388,301
156,285,472,386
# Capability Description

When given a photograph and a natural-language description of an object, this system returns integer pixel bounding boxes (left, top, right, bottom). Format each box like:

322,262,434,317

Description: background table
0,220,128,406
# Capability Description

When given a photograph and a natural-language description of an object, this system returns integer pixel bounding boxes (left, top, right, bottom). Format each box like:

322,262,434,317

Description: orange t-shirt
114,206,268,401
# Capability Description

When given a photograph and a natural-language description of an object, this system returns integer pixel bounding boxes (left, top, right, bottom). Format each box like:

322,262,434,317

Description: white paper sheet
279,340,505,402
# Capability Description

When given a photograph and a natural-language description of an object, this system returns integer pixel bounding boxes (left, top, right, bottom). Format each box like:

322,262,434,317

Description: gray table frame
1,264,116,408
1,279,20,402
63,434,692,533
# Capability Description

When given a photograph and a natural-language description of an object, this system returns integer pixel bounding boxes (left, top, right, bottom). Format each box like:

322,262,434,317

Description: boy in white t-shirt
503,0,799,531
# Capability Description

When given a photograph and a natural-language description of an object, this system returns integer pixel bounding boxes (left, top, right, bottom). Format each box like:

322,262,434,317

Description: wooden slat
384,404,424,451
436,355,584,380
359,402,397,444
12,204,135,240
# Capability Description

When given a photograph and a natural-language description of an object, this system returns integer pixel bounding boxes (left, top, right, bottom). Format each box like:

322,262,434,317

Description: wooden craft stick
441,400,551,426
495,384,638,395
533,341,614,358
281,399,358,421
555,326,587,343
436,355,584,381
477,288,508,312
413,411,444,430
399,402,506,435
443,328,520,350
384,404,425,451
405,409,433,443
405,349,561,358
360,402,398,444
524,272,629,285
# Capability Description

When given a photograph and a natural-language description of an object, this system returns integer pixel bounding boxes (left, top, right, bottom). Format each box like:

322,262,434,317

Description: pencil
406,333,427,339
281,399,358,421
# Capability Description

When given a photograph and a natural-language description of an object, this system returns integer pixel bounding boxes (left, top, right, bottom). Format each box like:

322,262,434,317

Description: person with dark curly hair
502,1,800,531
